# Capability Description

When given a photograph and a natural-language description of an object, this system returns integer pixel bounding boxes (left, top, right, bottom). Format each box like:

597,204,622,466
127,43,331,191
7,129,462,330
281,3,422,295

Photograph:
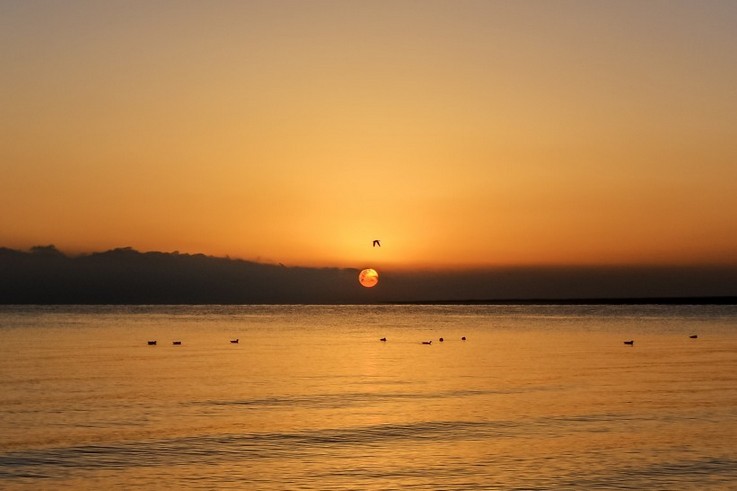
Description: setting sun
358,268,379,288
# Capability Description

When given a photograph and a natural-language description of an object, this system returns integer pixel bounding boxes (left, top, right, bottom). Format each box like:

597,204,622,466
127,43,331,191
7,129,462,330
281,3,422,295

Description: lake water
1,304,736,489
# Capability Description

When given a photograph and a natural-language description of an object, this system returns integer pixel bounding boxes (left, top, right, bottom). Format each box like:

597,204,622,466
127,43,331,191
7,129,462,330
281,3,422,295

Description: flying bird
373,240,381,247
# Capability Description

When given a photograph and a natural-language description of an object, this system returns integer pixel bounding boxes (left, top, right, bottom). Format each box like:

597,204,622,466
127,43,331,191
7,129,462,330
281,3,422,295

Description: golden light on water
358,268,379,288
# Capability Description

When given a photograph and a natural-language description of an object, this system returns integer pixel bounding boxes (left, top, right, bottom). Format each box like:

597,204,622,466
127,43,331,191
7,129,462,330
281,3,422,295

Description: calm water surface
1,305,736,489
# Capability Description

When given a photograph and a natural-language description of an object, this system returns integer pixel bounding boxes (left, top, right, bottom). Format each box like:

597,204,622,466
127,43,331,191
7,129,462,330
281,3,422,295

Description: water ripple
191,386,553,411
4,418,736,489
0,420,505,479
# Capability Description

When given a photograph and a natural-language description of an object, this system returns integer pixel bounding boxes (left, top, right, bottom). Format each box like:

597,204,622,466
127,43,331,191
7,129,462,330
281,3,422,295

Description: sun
358,268,379,288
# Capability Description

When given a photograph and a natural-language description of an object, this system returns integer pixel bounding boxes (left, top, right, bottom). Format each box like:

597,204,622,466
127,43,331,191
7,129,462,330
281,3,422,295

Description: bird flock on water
146,334,699,346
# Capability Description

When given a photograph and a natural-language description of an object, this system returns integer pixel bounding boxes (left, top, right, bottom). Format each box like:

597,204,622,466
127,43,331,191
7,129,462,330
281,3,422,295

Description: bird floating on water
147,340,157,346
439,337,444,342
689,334,698,339
623,340,634,346
172,341,182,345
461,336,467,341
380,337,387,342
422,340,432,345
373,239,381,247
230,338,239,344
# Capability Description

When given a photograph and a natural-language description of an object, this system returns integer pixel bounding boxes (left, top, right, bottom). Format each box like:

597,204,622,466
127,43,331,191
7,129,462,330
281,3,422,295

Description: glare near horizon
2,1,737,270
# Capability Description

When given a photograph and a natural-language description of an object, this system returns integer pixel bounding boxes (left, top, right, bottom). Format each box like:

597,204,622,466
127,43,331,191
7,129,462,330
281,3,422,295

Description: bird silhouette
373,240,381,247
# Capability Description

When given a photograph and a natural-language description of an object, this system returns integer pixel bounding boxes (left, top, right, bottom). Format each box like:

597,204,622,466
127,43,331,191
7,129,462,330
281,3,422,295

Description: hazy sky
2,0,736,270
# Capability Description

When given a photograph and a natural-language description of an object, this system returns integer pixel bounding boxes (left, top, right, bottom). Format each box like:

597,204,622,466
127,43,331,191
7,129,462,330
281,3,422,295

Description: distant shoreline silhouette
1,245,736,304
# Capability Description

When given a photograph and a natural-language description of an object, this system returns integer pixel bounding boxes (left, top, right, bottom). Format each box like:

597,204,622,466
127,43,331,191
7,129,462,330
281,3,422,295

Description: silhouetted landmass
1,245,737,304
0,246,364,304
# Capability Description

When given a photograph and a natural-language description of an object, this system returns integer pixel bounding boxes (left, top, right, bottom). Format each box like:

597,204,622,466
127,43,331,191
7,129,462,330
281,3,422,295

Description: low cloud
1,246,736,304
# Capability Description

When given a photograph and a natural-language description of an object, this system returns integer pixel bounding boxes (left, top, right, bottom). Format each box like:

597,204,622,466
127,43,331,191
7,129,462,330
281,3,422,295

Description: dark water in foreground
1,305,736,489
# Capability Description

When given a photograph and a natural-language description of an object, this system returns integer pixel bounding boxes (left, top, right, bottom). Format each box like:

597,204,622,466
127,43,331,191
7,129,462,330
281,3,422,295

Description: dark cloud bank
1,246,736,304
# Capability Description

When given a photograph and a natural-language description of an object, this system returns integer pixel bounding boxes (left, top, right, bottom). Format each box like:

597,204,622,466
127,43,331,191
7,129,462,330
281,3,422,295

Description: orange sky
2,1,736,269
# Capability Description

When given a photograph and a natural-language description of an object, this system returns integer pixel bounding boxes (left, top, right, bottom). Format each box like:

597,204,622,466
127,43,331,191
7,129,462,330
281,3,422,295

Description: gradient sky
2,1,736,270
